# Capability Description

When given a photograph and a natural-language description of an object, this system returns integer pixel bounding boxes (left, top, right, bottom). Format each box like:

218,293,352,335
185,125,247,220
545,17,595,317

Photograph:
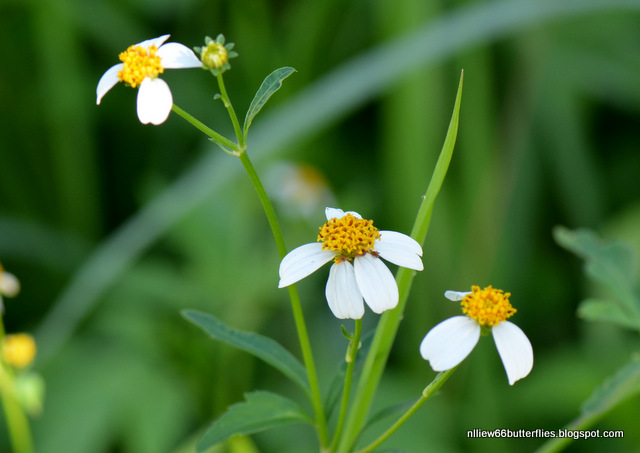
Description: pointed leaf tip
243,67,296,138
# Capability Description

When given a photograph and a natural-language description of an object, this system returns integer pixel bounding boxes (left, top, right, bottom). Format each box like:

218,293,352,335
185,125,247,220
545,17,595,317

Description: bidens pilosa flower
2,334,36,369
0,263,20,313
279,207,423,319
420,286,533,385
96,35,201,125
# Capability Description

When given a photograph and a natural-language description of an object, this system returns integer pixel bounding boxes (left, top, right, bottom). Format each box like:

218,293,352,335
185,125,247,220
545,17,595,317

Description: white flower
96,35,202,125
278,207,423,319
0,266,20,313
420,286,533,385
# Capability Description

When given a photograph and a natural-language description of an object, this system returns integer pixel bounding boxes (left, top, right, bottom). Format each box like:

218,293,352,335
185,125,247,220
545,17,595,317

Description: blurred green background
1,0,640,452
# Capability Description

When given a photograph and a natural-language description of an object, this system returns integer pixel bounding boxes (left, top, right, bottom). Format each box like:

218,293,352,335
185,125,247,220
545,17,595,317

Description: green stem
238,152,329,447
171,104,239,153
534,413,599,453
216,74,245,149
336,72,463,453
355,367,457,453
0,317,34,453
171,102,328,447
330,319,362,452
0,387,33,453
237,153,287,257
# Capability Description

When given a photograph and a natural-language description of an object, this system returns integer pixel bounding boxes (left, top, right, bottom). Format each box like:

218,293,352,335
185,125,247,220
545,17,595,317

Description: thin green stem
237,153,287,257
216,74,245,149
171,104,239,153
172,100,328,447
0,317,34,453
0,386,33,453
336,72,462,453
238,152,329,447
330,319,362,452
534,413,599,453
355,367,458,453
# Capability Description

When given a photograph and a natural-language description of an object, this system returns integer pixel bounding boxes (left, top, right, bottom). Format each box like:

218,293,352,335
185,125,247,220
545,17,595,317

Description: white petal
375,231,423,271
492,321,534,385
157,42,202,68
326,261,364,319
136,78,173,125
420,316,481,371
0,272,20,297
353,253,398,313
96,63,123,104
444,290,471,301
136,34,171,49
325,207,345,220
324,207,363,220
278,243,335,288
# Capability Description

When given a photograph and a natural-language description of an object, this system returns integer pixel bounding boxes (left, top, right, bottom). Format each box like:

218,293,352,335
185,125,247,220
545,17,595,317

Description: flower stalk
171,79,329,446
336,71,463,453
330,319,362,452
355,366,458,453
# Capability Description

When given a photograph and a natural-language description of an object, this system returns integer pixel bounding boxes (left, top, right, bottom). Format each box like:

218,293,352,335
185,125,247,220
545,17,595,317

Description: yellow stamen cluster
201,42,228,69
118,45,163,88
2,333,36,368
318,214,380,262
461,285,516,327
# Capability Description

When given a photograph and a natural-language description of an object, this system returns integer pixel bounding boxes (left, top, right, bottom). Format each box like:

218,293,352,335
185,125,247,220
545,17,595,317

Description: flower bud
195,34,238,76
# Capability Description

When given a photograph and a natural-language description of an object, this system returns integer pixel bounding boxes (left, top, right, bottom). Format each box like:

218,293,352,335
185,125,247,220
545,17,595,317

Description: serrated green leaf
581,355,640,417
243,67,296,138
553,226,640,326
197,391,313,452
578,299,640,331
182,310,309,395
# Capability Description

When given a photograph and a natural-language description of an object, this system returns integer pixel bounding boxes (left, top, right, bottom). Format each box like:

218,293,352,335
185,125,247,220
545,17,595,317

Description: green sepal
243,67,296,139
197,390,313,452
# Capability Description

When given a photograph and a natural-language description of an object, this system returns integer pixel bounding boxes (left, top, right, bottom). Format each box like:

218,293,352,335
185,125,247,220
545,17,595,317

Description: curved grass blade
337,71,463,453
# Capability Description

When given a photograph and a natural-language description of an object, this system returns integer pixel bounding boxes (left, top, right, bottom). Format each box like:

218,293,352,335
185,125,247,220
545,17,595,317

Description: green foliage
243,67,296,139
182,310,309,395
197,391,312,452
553,226,640,331
581,355,640,418
2,0,640,451
337,70,463,453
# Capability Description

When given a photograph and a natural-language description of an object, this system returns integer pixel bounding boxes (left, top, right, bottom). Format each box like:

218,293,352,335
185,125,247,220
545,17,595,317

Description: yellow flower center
117,45,164,88
461,285,516,327
317,214,380,262
201,42,228,69
2,333,36,368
